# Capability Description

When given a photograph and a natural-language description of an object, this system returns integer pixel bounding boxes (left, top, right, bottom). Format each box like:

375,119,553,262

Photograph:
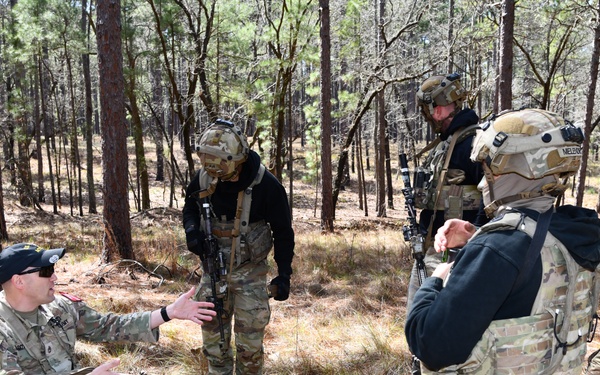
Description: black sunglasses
17,264,55,278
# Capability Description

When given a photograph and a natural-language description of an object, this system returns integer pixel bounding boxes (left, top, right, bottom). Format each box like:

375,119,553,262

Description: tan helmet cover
470,108,583,180
196,119,249,180
417,73,467,132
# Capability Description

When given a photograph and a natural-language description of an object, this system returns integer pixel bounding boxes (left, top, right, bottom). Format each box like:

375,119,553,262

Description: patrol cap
0,243,65,284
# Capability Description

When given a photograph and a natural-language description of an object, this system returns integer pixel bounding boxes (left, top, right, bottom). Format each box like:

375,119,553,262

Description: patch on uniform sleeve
59,292,83,302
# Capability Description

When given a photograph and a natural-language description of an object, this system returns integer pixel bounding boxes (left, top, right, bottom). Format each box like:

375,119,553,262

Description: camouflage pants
406,246,442,314
585,349,600,374
194,261,271,375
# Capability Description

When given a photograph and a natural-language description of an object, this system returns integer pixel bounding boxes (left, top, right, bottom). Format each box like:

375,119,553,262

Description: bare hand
432,262,453,280
90,359,126,375
434,219,476,253
169,287,217,325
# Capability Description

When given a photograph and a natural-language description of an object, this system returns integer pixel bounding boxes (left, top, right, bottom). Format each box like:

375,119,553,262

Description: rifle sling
225,164,266,309
227,189,245,307
415,137,441,160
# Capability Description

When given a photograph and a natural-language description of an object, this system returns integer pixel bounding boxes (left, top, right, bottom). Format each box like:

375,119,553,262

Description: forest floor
3,138,600,374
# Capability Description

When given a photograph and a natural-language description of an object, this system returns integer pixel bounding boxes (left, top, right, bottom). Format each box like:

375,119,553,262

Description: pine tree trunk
97,0,134,261
319,0,334,231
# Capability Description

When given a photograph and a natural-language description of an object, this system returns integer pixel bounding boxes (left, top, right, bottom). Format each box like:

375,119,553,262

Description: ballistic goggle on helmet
196,119,250,181
417,73,467,132
470,108,583,185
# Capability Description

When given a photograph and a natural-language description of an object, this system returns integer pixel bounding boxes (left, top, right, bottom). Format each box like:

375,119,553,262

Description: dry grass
3,208,416,374
2,136,600,374
3,173,419,374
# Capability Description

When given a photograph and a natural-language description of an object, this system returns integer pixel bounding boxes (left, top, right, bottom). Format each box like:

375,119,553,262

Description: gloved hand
269,275,290,301
185,225,206,257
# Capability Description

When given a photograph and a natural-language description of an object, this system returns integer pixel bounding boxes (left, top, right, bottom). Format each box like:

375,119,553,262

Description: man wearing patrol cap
0,243,65,285
406,108,600,374
182,119,294,374
0,243,216,374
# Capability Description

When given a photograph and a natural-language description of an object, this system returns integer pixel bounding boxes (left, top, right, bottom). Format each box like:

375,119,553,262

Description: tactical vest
198,165,273,269
414,127,481,221
422,211,600,374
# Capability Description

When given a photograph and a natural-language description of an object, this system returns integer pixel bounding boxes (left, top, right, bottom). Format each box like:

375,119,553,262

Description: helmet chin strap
219,165,242,182
484,190,548,218
439,105,462,132
481,164,558,217
481,164,497,217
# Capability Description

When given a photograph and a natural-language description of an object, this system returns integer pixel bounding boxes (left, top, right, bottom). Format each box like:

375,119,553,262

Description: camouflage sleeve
0,318,23,374
0,338,23,375
68,300,159,344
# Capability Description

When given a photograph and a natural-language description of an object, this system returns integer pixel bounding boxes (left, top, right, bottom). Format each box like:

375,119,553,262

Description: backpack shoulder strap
476,208,552,292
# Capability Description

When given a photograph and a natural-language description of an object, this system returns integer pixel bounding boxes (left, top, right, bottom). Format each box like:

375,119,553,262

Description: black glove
185,225,206,257
269,275,290,301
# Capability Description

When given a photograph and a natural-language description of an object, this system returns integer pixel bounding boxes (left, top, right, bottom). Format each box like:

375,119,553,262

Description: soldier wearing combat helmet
406,74,488,374
182,119,295,374
406,108,600,374
417,73,468,133
195,122,250,182
406,74,486,309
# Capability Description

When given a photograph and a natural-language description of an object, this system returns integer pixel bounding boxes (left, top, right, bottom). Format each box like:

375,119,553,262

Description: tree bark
82,0,97,214
150,66,165,182
498,0,514,111
319,0,334,231
0,156,8,241
97,0,134,261
447,0,455,72
375,0,386,218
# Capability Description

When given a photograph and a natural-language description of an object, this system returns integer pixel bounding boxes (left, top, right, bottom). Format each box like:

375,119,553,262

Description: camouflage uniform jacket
406,205,600,373
0,292,158,374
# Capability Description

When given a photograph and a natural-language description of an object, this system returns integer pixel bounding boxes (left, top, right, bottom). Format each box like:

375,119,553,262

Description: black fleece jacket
182,150,294,277
405,205,600,371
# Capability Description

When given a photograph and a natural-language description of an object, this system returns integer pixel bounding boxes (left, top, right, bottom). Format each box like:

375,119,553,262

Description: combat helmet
470,108,584,214
196,119,250,181
417,73,467,132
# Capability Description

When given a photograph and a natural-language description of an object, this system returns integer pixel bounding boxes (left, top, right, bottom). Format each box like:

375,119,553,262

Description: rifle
201,200,228,348
399,153,427,285
400,153,426,375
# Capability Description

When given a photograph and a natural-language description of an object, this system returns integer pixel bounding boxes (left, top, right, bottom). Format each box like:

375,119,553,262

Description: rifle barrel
400,153,412,189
